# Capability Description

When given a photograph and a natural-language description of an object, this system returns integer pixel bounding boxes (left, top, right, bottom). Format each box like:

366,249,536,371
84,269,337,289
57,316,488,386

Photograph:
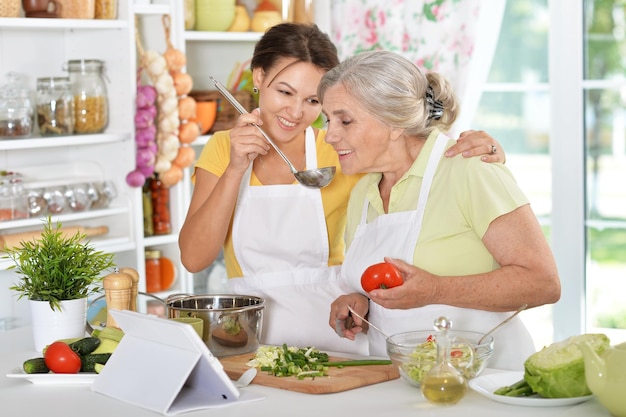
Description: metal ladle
211,76,336,188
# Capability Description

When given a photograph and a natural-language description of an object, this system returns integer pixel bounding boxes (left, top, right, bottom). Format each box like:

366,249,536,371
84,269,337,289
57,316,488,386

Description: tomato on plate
361,262,403,292
44,341,81,374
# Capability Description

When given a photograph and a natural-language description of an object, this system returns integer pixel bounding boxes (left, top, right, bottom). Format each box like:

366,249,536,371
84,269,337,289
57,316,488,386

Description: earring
252,86,259,94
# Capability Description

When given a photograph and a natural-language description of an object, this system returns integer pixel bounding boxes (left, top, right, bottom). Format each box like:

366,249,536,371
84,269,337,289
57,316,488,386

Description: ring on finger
490,145,497,154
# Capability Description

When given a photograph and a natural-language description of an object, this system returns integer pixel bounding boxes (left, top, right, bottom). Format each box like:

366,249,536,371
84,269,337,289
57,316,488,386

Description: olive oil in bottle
421,374,467,404
420,317,471,405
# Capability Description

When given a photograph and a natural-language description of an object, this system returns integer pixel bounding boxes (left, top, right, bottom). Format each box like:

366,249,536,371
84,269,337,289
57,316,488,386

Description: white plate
6,367,97,385
469,371,594,407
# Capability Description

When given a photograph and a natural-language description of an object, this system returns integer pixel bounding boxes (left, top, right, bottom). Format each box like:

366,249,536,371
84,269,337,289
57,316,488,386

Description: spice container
94,0,117,19
36,77,74,136
145,249,162,293
0,72,34,139
149,176,171,235
65,59,109,134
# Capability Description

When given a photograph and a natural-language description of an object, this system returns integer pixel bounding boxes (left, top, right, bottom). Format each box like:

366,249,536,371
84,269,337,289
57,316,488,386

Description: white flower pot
30,298,87,352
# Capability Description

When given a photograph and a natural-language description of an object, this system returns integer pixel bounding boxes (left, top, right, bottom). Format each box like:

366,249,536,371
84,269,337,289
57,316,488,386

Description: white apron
341,133,535,370
228,128,368,355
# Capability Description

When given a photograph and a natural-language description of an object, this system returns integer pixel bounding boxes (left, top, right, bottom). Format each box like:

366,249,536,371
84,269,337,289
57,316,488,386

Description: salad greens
246,344,392,380
404,335,476,384
247,345,330,379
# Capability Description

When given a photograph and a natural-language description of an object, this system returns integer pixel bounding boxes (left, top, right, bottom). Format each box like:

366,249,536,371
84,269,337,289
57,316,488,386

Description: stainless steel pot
166,294,265,357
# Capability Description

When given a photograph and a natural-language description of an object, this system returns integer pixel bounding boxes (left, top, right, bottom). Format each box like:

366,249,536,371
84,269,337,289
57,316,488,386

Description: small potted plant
4,216,116,351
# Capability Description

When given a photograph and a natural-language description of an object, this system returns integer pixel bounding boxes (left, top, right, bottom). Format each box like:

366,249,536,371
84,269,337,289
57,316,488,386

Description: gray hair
318,50,459,137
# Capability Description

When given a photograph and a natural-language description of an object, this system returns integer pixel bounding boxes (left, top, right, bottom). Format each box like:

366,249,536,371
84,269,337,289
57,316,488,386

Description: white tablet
92,310,250,415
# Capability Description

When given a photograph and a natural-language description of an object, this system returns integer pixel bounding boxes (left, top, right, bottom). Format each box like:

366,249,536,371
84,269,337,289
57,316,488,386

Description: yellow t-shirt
345,130,529,277
193,129,363,278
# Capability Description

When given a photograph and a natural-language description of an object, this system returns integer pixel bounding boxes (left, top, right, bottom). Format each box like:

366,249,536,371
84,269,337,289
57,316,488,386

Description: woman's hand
366,257,437,310
330,293,369,340
445,130,506,163
227,108,270,173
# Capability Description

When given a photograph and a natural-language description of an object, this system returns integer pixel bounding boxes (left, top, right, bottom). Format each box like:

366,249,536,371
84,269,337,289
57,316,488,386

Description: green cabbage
524,333,610,398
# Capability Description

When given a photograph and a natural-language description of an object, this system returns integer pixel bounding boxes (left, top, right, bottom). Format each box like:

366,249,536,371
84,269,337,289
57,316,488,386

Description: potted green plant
4,216,116,351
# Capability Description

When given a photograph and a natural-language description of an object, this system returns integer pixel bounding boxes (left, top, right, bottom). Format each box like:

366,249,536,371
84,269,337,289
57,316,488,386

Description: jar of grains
65,59,109,134
56,0,95,18
94,0,117,19
36,77,74,136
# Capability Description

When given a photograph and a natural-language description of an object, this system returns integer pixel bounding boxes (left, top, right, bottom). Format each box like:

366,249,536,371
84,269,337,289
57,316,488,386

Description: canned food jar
149,177,171,235
142,179,154,236
65,59,109,134
36,77,74,136
145,249,162,293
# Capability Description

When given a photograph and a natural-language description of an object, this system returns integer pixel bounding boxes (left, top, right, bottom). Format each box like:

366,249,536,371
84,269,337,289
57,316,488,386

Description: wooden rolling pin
0,225,109,251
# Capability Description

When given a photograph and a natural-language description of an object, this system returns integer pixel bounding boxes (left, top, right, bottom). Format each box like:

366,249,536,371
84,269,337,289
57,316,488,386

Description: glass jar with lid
36,77,74,136
0,173,28,221
0,72,34,139
64,59,109,134
145,249,163,293
149,176,171,235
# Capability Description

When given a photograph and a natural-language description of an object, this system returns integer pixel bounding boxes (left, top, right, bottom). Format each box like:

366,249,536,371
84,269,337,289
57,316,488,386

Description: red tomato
44,341,81,374
361,262,403,292
451,349,464,358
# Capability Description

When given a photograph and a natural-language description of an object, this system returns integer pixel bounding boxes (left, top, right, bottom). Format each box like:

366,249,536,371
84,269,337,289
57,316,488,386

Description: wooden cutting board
219,352,400,394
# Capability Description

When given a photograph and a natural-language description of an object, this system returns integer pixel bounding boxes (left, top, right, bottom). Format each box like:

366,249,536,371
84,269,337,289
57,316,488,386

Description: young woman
179,24,507,354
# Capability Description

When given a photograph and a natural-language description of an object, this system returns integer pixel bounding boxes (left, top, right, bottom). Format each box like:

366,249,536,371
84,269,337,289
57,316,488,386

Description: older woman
322,50,561,369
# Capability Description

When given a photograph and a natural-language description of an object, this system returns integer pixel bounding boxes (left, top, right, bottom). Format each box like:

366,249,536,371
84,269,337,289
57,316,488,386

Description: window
473,0,626,348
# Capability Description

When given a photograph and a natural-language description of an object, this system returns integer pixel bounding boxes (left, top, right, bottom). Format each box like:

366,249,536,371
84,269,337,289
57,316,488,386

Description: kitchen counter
0,327,609,417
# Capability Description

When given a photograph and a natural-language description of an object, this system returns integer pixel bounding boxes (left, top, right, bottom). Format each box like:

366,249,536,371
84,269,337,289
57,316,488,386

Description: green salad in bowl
386,330,494,387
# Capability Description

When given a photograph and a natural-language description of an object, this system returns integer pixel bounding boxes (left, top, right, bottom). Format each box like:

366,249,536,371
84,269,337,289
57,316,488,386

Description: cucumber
69,337,101,356
23,357,49,374
80,353,112,373
94,326,124,342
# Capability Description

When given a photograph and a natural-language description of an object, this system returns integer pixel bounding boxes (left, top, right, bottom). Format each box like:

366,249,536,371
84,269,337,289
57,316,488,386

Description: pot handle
85,291,165,335
165,293,193,305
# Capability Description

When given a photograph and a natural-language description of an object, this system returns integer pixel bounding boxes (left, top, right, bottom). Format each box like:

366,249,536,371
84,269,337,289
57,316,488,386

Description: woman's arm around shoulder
445,130,506,163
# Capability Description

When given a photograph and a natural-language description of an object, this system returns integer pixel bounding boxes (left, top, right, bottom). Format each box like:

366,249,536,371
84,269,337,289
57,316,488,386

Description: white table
0,326,610,417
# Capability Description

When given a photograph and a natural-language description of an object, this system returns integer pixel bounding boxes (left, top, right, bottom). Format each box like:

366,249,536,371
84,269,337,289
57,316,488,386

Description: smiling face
322,83,400,176
253,58,327,145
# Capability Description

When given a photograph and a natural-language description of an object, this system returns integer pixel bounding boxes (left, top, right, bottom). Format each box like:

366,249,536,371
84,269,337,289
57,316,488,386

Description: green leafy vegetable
493,378,534,397
246,344,392,380
247,344,330,379
523,333,610,398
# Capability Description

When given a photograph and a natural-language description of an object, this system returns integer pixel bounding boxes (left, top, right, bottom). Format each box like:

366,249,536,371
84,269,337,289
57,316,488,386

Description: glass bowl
386,330,494,387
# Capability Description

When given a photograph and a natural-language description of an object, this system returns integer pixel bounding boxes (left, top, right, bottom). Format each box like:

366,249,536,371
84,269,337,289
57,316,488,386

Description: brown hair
251,23,340,76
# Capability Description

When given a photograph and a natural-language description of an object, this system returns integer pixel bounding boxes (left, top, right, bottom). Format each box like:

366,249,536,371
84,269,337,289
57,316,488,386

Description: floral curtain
329,0,506,133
